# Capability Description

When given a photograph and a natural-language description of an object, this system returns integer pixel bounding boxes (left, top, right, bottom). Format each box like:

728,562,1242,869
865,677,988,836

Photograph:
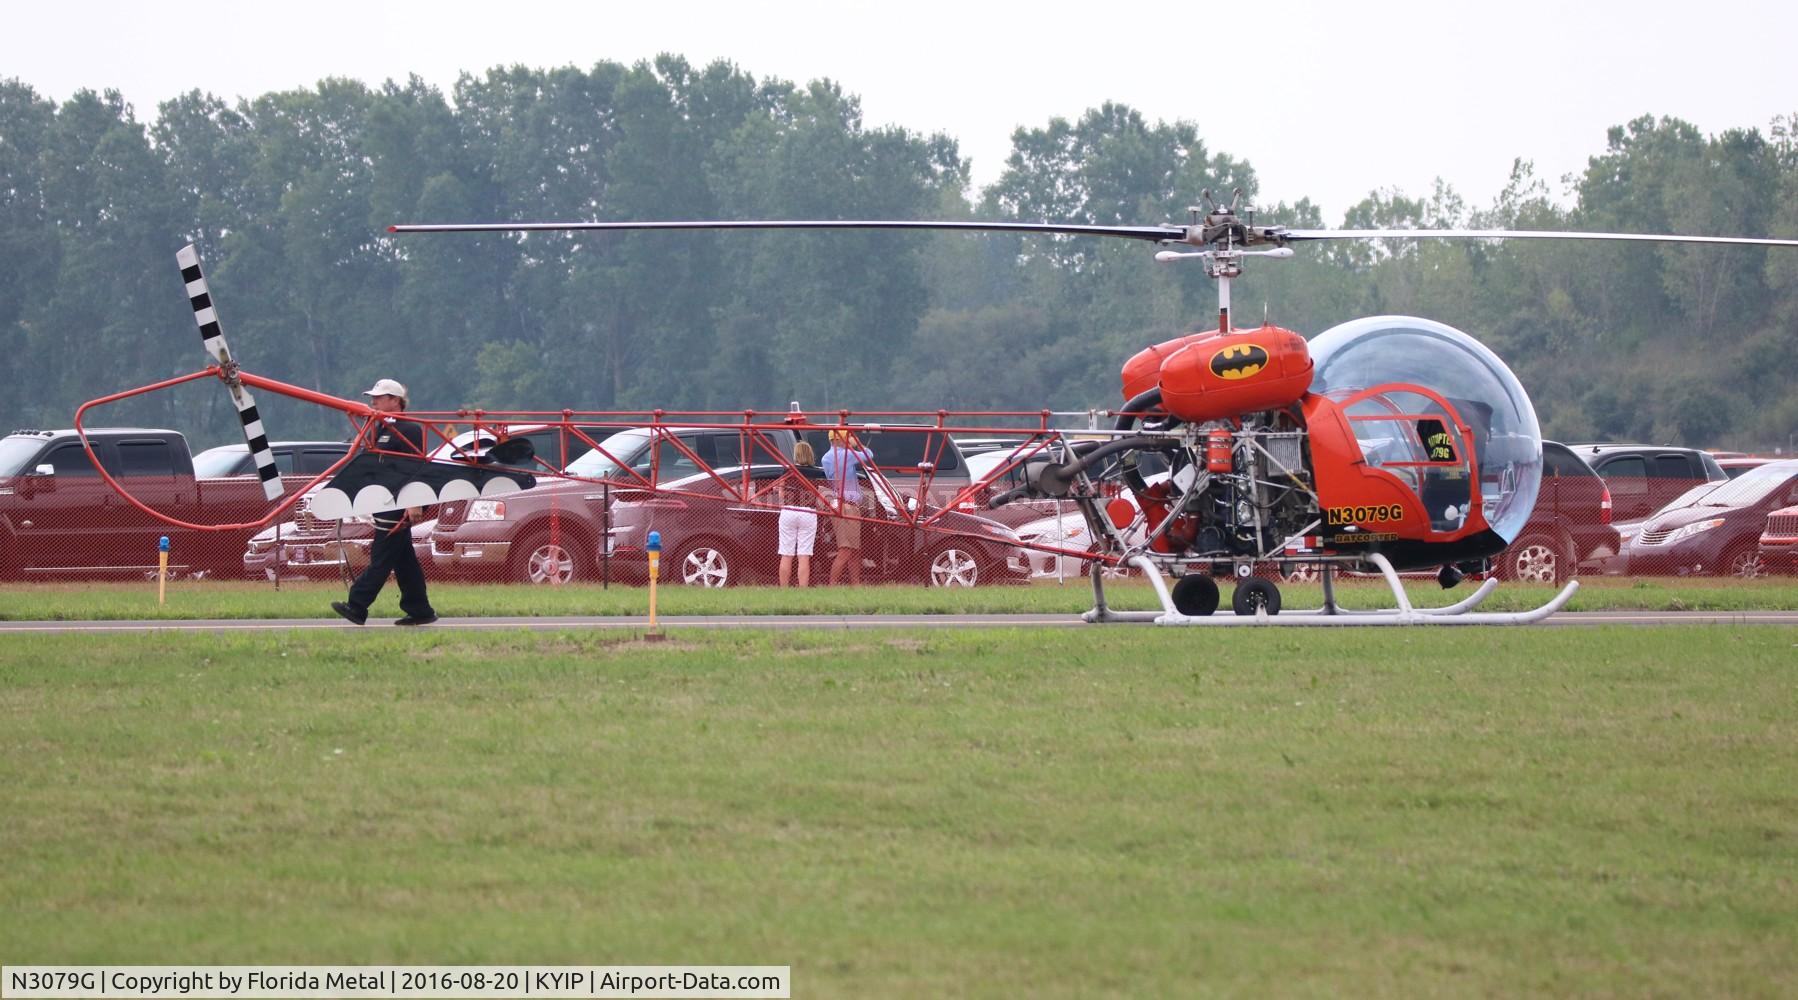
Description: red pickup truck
0,428,343,578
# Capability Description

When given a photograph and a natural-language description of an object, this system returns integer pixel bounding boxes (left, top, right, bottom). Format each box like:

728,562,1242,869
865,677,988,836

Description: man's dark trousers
346,519,435,619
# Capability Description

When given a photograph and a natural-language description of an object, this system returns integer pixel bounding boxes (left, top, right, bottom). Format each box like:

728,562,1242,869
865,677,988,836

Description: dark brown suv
1493,441,1620,582
1570,444,1727,523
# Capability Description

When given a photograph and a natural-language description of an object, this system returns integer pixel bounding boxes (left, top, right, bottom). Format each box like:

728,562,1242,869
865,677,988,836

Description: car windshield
966,450,1034,484
1722,461,1770,480
431,435,497,461
1660,482,1720,512
192,446,251,477
965,452,1005,479
0,437,46,477
1697,463,1798,508
564,429,650,479
655,465,778,494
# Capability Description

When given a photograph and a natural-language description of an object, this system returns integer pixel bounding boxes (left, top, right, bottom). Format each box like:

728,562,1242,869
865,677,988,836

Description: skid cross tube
1082,552,1578,626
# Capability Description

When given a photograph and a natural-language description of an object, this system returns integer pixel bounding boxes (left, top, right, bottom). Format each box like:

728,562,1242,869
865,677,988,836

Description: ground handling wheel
1171,574,1220,616
1232,577,1282,616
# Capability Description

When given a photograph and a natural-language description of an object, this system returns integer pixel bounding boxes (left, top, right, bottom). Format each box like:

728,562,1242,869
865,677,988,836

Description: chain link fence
4,414,1795,591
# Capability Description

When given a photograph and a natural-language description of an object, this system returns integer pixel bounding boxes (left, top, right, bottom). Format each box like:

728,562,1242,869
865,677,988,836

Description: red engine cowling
1120,332,1218,403
1157,325,1312,423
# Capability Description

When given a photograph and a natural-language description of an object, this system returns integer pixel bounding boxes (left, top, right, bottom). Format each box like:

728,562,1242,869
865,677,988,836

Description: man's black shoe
394,613,439,627
331,601,367,626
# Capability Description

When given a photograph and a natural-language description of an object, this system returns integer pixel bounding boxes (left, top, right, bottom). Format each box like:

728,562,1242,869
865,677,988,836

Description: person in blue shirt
821,429,871,585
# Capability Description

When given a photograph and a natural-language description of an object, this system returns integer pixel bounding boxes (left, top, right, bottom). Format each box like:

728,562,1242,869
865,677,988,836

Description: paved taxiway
4,611,1797,634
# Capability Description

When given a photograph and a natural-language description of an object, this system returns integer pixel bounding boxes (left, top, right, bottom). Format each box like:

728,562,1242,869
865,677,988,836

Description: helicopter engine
1106,324,1320,562
1110,410,1319,563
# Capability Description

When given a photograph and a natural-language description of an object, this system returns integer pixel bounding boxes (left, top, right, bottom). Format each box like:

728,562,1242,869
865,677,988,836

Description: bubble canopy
1309,316,1542,545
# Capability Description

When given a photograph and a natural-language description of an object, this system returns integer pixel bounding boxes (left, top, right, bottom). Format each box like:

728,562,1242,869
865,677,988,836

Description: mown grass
2,627,1795,996
2,574,1797,620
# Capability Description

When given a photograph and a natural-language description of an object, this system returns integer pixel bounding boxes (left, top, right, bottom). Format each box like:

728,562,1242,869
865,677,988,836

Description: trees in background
0,69,1793,450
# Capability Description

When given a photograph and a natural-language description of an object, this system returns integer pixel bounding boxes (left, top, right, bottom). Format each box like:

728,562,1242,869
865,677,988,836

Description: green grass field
3,626,1795,996
4,574,1798,620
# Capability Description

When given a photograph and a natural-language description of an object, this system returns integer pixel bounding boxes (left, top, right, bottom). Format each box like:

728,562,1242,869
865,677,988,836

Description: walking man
331,378,439,626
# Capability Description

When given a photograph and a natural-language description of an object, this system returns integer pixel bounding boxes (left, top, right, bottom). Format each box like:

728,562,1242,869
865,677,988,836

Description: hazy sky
5,0,1794,222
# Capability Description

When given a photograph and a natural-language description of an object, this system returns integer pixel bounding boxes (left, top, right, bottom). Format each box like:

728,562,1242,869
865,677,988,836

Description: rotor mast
1155,192,1294,333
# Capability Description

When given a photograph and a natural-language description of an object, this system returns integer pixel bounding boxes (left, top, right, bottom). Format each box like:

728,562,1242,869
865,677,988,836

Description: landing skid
1083,552,1578,626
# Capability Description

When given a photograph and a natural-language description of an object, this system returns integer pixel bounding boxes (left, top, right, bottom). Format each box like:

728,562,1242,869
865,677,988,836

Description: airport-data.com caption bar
1,967,789,999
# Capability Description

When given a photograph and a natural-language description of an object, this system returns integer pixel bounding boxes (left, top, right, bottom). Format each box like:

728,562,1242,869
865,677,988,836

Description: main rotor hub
1178,204,1288,251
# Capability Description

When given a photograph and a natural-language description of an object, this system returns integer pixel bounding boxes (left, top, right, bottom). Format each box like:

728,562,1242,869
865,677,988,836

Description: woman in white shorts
777,440,820,587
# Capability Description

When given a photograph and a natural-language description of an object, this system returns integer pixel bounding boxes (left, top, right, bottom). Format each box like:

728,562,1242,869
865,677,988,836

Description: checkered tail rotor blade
177,243,283,501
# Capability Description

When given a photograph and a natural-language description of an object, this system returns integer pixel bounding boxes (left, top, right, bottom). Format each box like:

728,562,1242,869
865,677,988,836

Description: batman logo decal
1209,344,1268,380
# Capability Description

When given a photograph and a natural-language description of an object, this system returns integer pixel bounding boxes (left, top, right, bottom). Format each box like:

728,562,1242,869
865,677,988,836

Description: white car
1014,498,1148,580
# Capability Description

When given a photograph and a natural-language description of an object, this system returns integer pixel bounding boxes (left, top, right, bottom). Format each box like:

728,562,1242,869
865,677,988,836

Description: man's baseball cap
362,378,408,402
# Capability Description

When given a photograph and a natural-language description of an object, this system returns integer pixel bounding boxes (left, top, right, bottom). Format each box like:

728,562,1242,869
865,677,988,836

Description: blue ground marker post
157,536,170,605
645,530,664,641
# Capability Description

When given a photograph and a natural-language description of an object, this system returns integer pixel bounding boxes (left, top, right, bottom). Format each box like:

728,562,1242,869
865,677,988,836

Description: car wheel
1725,548,1767,579
512,530,585,585
927,544,982,588
1501,532,1566,583
1232,577,1282,616
1171,574,1219,616
672,541,734,588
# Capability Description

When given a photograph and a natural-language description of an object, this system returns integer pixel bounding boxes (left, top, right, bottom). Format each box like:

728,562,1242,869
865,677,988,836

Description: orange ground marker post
644,530,664,641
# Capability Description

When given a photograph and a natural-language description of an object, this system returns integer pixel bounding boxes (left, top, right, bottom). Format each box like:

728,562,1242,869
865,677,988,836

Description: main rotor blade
389,219,1189,242
176,244,283,501
1281,228,1798,248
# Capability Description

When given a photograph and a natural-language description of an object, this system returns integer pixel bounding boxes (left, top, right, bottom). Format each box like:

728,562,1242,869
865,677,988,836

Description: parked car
1759,505,1798,575
964,449,1083,529
193,441,350,479
0,427,335,578
1012,503,1150,580
433,424,800,584
1569,444,1726,522
1624,459,1798,577
950,437,1018,458
1714,455,1779,479
429,423,595,470
245,423,586,581
1493,440,1620,582
243,513,435,581
1609,478,1725,572
604,464,1029,587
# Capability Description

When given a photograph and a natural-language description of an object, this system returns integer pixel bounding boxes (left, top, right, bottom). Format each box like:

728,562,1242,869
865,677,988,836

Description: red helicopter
379,194,1798,624
78,195,1798,625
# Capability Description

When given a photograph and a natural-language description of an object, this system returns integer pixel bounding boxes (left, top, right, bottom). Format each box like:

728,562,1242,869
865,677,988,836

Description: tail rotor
177,244,283,501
